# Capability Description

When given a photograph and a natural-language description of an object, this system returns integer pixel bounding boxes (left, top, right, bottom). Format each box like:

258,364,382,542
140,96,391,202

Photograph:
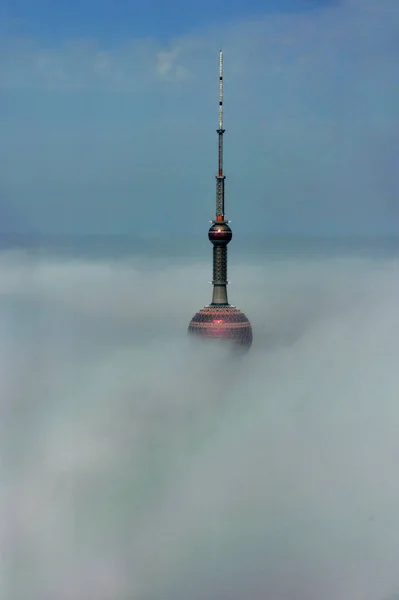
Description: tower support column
211,245,228,305
216,175,226,218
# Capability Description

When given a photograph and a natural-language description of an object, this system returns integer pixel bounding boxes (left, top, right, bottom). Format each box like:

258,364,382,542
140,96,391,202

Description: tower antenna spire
216,48,226,222
219,48,223,131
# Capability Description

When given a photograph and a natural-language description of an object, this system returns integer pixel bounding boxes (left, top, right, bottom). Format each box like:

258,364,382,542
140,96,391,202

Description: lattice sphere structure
188,305,253,348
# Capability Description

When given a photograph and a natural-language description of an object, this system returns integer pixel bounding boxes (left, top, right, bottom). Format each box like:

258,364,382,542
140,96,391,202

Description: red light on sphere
208,223,232,246
188,305,252,348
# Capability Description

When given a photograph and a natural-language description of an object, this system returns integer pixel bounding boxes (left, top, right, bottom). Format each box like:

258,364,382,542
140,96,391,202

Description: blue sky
2,0,333,40
0,0,398,235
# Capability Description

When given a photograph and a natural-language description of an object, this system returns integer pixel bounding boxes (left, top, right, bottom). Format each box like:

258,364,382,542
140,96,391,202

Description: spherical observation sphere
188,305,252,348
208,223,232,246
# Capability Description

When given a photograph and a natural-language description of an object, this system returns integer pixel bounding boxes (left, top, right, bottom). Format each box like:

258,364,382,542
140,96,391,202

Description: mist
1,246,399,599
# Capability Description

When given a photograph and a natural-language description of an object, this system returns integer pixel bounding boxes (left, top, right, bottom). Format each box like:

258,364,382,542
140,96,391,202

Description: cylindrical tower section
218,131,224,175
209,221,231,305
212,245,227,285
216,173,226,219
211,245,228,304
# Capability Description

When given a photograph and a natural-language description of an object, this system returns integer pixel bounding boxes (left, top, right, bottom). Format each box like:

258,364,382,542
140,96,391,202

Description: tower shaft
216,170,225,219
212,245,228,304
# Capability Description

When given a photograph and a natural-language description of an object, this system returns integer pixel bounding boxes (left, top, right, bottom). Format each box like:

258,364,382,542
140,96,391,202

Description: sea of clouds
1,248,399,600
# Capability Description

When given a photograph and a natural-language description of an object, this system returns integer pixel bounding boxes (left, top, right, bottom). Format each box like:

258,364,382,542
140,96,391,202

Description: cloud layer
1,245,399,599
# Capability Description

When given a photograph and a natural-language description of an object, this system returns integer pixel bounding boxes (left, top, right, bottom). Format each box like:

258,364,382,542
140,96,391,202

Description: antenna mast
216,49,226,222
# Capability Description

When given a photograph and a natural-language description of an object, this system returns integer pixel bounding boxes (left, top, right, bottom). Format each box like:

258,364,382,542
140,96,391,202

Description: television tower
188,50,253,349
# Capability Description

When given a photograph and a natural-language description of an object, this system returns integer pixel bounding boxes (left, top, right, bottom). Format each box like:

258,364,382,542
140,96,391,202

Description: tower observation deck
188,50,253,349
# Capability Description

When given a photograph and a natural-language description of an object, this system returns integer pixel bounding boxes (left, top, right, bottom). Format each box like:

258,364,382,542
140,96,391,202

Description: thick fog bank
0,251,399,600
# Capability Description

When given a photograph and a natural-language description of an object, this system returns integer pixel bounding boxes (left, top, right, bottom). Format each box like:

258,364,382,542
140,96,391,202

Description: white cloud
0,0,397,93
1,248,399,599
156,46,190,81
